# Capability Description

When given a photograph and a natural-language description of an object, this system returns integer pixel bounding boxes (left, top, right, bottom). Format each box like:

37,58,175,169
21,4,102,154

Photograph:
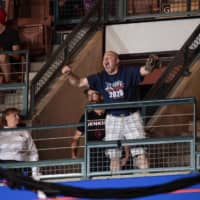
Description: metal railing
122,0,200,22
0,50,29,116
0,97,197,179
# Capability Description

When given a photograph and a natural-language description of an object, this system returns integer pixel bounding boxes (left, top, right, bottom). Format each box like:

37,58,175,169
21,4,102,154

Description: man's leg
105,115,122,173
0,54,11,82
124,112,149,169
110,154,121,172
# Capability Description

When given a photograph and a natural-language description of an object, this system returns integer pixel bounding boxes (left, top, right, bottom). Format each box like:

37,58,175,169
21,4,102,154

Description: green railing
0,50,29,116
0,97,197,179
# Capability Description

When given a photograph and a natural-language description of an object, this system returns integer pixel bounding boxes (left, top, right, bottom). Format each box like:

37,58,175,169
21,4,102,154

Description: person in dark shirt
71,89,109,172
0,8,20,83
62,51,160,172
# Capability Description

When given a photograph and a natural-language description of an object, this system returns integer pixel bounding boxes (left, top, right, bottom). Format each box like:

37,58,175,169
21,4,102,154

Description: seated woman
0,108,38,176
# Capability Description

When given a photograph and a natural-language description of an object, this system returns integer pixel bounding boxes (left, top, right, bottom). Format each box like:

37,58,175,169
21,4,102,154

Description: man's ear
116,58,120,64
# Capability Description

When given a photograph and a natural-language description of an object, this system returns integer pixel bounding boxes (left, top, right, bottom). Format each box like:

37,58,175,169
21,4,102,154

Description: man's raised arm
140,55,161,76
62,65,89,88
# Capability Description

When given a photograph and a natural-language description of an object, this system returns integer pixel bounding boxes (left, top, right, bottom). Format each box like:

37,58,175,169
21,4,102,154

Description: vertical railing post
54,0,59,28
30,81,36,116
24,50,30,117
98,0,104,25
102,0,108,23
118,0,125,21
192,97,197,171
187,0,191,12
84,108,88,179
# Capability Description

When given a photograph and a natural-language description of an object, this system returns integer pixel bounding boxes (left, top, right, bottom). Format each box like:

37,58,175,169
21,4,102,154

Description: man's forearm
71,140,78,158
12,45,21,60
62,65,89,87
67,72,81,87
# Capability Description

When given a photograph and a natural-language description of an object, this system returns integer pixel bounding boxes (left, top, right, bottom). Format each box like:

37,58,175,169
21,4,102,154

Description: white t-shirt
0,128,38,162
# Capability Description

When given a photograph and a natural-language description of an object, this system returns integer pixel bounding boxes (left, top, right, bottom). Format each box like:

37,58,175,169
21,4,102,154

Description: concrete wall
106,18,200,54
32,31,103,160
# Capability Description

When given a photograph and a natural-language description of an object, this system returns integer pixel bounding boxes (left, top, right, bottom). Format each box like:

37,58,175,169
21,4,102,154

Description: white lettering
189,33,200,50
105,81,124,99
87,119,105,127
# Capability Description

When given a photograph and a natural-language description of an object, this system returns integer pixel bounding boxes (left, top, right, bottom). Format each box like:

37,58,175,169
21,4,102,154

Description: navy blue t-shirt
87,66,144,115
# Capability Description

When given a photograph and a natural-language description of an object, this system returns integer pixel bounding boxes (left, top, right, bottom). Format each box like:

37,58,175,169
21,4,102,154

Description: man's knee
0,54,9,63
110,157,120,172
106,149,121,172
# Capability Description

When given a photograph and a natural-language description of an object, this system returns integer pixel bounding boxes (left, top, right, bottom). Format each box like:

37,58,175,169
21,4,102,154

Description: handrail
30,0,102,115
86,97,196,110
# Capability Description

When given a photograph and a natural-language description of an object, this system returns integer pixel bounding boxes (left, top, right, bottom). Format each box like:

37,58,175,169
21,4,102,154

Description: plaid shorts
105,112,146,158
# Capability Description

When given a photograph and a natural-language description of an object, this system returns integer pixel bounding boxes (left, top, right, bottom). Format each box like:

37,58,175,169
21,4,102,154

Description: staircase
145,24,200,100
29,1,102,115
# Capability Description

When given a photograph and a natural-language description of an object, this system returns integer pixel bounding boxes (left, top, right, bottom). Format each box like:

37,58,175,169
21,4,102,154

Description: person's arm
11,44,21,60
140,55,160,76
62,65,89,88
120,146,131,167
71,130,82,159
0,54,11,82
11,29,21,60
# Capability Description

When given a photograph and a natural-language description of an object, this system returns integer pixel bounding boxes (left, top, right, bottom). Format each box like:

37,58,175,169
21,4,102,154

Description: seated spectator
0,108,38,176
0,8,21,83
